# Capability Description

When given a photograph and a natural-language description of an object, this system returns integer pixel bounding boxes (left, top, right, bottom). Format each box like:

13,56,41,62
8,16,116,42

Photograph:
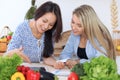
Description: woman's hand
43,56,57,67
53,61,65,69
6,47,31,63
66,59,79,69
43,57,65,69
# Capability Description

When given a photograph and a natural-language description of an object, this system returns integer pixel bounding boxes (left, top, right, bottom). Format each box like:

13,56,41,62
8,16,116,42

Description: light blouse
7,20,45,63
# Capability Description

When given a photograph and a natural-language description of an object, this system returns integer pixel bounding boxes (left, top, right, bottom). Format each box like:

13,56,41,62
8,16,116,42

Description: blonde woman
54,4,115,69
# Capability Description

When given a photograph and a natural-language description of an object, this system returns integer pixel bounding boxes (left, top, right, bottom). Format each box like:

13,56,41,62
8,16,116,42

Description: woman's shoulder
15,20,30,31
18,20,29,28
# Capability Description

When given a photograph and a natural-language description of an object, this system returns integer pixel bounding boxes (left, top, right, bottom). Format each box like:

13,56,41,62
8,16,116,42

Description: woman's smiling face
35,12,57,34
71,14,85,36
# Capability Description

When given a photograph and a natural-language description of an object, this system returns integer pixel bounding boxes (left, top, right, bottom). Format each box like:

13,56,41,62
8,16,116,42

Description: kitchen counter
0,53,120,79
21,56,120,80
22,62,69,80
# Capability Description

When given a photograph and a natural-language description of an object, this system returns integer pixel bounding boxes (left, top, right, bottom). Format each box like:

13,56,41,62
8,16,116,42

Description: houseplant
24,0,37,19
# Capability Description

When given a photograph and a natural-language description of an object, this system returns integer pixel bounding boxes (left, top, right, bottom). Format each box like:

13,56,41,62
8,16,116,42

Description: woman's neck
30,20,42,39
80,33,87,40
79,34,87,48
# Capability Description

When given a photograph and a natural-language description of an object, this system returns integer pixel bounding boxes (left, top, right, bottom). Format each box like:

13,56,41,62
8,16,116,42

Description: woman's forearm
43,56,56,66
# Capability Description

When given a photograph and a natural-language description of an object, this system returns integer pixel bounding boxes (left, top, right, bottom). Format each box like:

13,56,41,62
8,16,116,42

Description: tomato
68,72,79,80
22,66,26,72
25,67,30,71
22,70,26,77
6,35,11,40
16,66,22,72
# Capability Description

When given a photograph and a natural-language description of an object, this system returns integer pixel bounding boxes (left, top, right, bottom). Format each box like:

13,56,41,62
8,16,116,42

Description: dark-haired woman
5,1,63,67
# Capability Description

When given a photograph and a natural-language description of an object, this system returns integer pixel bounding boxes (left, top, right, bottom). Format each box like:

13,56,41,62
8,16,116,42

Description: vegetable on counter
39,67,59,80
71,63,85,76
71,56,120,80
68,72,79,80
16,65,30,78
0,54,23,80
26,69,40,80
11,72,25,80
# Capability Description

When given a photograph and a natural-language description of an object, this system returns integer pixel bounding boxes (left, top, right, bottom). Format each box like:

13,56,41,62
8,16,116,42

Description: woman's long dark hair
34,1,63,58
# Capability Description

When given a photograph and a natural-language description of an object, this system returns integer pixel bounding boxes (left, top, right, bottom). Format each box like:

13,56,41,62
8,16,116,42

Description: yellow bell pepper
11,72,25,80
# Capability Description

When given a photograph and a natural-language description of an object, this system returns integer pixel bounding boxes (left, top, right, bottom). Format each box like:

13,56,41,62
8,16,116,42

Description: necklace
37,39,42,63
37,39,41,47
31,20,43,63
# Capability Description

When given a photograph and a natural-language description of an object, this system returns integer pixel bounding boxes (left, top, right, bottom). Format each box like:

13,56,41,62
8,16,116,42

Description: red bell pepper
26,69,40,80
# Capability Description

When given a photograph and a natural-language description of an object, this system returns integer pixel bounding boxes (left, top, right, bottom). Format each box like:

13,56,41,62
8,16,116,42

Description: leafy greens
71,56,120,80
0,54,23,80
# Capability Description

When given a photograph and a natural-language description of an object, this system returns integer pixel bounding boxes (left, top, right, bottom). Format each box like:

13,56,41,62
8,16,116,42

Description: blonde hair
73,5,115,60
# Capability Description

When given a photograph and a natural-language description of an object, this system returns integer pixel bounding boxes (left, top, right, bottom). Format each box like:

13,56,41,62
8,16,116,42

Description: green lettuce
71,56,120,80
0,54,23,80
81,56,120,80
